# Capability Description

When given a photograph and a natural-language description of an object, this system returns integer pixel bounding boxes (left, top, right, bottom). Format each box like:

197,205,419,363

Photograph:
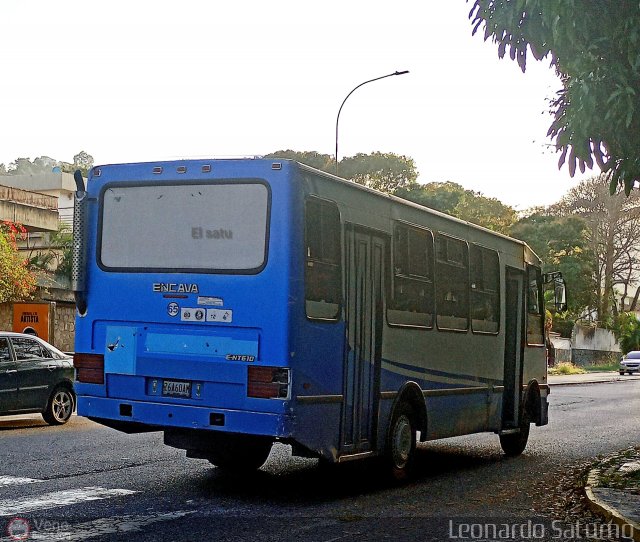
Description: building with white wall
0,171,77,225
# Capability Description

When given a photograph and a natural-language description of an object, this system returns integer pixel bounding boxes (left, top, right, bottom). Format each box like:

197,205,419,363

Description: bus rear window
99,182,269,272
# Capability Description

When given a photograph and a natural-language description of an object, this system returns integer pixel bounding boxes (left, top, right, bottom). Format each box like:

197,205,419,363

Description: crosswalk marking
0,476,43,487
0,487,137,517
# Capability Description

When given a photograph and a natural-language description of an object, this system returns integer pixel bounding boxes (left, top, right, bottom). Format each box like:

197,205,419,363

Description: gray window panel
101,183,269,270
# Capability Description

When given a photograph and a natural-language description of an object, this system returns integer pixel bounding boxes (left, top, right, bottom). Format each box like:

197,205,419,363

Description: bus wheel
386,402,416,480
207,438,272,471
499,411,531,457
42,386,75,425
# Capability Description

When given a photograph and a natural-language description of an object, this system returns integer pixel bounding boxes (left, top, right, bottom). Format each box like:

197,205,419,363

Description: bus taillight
74,353,105,384
247,366,290,399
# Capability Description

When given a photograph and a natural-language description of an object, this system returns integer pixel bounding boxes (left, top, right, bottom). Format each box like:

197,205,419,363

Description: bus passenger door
341,226,385,455
503,267,524,428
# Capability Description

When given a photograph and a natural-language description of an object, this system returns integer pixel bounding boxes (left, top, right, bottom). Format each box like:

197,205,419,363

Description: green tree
616,312,640,354
511,212,595,316
263,150,334,173
0,152,94,177
264,150,418,194
395,181,517,234
395,181,465,214
62,151,94,177
550,174,640,321
469,1,640,195
3,156,58,175
26,224,73,282
53,225,73,280
454,193,517,234
0,222,37,303
338,152,417,193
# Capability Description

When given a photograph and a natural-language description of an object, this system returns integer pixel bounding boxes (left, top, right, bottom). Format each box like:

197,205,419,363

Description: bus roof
293,160,541,266
89,157,541,266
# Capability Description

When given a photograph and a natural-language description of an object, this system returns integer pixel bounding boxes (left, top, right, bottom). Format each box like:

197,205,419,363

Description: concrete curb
584,469,640,542
549,379,627,387
548,374,640,387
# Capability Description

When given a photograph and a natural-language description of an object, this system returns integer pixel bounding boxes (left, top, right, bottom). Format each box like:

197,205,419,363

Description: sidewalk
585,448,640,541
548,371,640,386
546,370,640,539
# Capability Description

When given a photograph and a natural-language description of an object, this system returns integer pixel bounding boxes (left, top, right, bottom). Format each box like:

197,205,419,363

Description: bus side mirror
543,272,567,313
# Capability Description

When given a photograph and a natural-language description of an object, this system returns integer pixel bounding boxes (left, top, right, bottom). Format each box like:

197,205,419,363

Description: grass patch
548,362,586,375
582,361,620,373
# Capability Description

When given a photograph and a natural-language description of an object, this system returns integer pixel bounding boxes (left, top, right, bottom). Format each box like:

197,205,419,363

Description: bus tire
207,437,272,471
386,402,416,480
42,386,75,425
499,410,530,457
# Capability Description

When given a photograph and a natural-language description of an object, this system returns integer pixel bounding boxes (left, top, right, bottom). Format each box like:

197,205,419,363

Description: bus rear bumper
76,396,291,438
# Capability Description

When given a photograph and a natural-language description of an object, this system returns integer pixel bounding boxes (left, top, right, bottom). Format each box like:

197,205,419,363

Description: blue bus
72,158,566,478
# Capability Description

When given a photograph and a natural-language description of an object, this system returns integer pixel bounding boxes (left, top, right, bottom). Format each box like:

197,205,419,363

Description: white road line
0,487,137,517
0,511,195,542
0,476,43,487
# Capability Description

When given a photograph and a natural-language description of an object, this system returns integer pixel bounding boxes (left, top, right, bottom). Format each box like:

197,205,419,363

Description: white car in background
619,351,640,375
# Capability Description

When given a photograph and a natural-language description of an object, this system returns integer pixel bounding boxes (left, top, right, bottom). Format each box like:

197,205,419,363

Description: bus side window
388,223,434,328
305,198,342,320
470,245,500,334
435,234,469,331
527,265,544,345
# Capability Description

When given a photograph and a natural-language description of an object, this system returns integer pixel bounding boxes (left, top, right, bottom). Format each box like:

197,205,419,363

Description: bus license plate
162,380,191,398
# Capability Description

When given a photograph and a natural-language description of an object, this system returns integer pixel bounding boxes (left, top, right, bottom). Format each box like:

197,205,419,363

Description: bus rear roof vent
271,162,282,170
201,164,212,173
152,166,163,175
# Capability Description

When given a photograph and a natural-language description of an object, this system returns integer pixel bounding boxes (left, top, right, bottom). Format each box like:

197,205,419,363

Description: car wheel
620,371,625,375
42,386,74,425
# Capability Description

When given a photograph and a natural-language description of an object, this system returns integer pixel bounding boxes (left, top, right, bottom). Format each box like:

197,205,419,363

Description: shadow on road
0,416,49,431
194,443,508,504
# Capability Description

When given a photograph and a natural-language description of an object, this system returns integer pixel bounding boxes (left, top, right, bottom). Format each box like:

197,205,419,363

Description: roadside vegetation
548,362,586,376
548,358,622,375
582,361,621,373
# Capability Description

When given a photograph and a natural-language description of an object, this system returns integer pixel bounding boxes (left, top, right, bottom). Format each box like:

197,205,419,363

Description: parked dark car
0,332,75,424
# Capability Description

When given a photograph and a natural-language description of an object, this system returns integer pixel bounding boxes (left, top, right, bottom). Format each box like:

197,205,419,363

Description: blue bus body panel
75,159,299,439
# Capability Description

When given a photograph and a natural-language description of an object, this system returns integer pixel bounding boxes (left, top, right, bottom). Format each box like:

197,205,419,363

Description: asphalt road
2,380,639,541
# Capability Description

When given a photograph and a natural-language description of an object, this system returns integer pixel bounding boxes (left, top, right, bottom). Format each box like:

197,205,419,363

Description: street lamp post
335,70,409,176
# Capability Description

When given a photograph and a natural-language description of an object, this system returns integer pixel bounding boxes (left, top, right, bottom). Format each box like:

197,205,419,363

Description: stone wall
51,302,75,352
572,348,620,367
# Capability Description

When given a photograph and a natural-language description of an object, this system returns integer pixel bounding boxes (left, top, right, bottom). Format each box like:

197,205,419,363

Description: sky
1,1,597,210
